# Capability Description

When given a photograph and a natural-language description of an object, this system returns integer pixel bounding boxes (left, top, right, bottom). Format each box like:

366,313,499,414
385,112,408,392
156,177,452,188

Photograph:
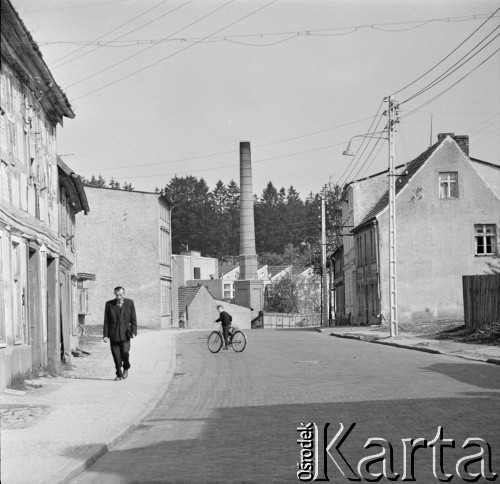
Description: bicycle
207,323,247,353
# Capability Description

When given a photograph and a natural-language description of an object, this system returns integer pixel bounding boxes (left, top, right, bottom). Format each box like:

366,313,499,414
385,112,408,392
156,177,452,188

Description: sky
11,0,500,197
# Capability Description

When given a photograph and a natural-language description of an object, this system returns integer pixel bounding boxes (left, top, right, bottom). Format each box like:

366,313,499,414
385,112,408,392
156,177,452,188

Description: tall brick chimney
238,141,258,280
234,141,264,317
437,133,469,156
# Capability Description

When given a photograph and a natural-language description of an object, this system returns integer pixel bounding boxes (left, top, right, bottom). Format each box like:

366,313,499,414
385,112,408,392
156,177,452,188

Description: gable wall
377,139,500,322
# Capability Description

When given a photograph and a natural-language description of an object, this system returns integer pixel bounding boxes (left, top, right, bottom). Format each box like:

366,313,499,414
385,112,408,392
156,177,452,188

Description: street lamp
342,96,399,337
342,132,388,157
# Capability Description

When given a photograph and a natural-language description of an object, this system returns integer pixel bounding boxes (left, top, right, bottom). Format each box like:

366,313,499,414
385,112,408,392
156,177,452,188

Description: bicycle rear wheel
231,330,246,352
208,331,223,353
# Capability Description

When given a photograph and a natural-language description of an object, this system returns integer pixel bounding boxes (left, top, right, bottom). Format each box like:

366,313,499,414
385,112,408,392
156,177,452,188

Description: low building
217,263,268,300
76,186,174,328
172,250,218,285
178,285,251,329
339,133,500,325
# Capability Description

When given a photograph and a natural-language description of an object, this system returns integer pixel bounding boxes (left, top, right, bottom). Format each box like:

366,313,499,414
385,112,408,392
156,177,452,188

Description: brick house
336,133,499,325
76,186,174,328
0,0,86,387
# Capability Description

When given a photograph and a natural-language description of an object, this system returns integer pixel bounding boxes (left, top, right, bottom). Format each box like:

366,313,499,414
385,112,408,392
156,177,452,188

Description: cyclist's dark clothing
216,311,232,346
216,311,232,326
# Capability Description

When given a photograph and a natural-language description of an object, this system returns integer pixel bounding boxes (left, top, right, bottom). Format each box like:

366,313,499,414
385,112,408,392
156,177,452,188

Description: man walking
103,286,137,381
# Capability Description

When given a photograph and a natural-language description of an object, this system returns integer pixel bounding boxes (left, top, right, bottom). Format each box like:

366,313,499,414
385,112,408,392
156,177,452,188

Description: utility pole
387,95,399,337
321,197,328,327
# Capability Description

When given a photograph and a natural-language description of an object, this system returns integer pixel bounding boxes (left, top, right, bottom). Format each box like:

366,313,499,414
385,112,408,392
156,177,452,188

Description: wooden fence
262,312,321,329
462,274,500,329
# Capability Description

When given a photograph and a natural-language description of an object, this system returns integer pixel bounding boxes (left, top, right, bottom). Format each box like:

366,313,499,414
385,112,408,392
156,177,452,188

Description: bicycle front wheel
207,331,223,353
231,330,246,352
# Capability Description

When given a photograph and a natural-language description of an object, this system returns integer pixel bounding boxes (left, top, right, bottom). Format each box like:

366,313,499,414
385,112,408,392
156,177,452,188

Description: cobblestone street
74,329,500,483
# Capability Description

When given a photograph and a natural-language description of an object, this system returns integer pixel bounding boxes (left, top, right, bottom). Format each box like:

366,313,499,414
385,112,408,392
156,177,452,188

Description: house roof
57,157,90,215
219,264,239,277
353,139,443,232
267,265,291,278
178,286,201,318
1,0,74,125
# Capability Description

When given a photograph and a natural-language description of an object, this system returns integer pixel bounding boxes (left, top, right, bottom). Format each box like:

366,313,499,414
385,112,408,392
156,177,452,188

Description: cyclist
215,305,232,350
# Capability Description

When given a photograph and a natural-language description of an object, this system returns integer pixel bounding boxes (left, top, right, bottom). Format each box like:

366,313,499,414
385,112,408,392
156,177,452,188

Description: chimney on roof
437,133,469,157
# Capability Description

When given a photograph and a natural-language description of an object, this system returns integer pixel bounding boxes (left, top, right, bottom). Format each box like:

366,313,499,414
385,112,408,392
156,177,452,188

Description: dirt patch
0,404,52,429
397,319,464,335
436,322,500,345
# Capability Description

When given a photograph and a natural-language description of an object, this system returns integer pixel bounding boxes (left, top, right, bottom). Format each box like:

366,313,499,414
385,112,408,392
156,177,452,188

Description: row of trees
159,175,343,267
82,174,135,191
82,173,343,267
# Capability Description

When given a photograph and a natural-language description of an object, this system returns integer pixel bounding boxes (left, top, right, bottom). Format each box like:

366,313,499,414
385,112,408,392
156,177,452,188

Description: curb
60,333,181,484
324,331,500,365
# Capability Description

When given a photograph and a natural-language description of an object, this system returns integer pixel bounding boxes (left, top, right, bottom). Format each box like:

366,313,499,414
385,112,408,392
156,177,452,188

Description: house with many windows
76,186,174,328
335,133,499,325
0,0,88,388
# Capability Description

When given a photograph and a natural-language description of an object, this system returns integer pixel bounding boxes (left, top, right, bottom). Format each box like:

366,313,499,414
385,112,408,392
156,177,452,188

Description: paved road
73,329,500,483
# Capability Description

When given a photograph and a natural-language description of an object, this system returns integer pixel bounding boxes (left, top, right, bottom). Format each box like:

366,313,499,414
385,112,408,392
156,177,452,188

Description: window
159,228,170,263
160,280,171,315
475,224,497,255
439,172,458,199
193,267,201,279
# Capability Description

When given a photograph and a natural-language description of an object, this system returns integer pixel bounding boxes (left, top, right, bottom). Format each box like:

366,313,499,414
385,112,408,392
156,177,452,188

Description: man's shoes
114,376,123,381
123,370,128,379
222,346,229,350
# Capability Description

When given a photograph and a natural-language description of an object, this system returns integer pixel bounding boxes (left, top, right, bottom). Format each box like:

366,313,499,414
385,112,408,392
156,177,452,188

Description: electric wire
392,7,500,96
337,102,386,186
51,0,174,66
357,137,386,180
475,131,500,145
67,0,233,88
104,140,350,180
80,116,373,171
11,13,498,47
335,101,384,186
70,0,277,101
401,28,500,104
401,48,500,120
349,124,388,182
56,0,193,70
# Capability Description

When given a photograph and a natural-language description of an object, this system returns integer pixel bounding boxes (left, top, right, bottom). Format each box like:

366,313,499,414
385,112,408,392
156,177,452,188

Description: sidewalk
1,328,180,484
316,325,500,364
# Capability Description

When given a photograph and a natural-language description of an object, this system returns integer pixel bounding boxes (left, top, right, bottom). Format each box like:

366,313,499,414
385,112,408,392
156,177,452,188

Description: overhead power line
336,101,385,186
70,0,278,101
402,48,500,120
51,0,174,67
80,116,372,171
392,7,500,96
10,13,498,48
55,0,193,70
84,140,349,180
401,27,500,104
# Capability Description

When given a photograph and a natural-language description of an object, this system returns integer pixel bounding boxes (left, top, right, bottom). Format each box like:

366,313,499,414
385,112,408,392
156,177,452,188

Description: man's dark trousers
222,324,230,347
110,340,130,377
104,298,137,377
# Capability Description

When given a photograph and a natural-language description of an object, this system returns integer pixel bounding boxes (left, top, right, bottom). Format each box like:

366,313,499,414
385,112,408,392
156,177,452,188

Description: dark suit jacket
103,298,137,342
216,311,232,326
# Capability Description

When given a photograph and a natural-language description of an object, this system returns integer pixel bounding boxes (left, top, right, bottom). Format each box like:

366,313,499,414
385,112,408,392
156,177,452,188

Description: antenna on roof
430,114,433,147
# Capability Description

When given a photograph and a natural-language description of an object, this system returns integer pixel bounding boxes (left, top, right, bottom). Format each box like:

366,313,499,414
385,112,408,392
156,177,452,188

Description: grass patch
7,369,35,390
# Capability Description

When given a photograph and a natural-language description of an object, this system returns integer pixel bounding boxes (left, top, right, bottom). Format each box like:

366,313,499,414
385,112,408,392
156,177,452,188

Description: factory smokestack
239,141,258,280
